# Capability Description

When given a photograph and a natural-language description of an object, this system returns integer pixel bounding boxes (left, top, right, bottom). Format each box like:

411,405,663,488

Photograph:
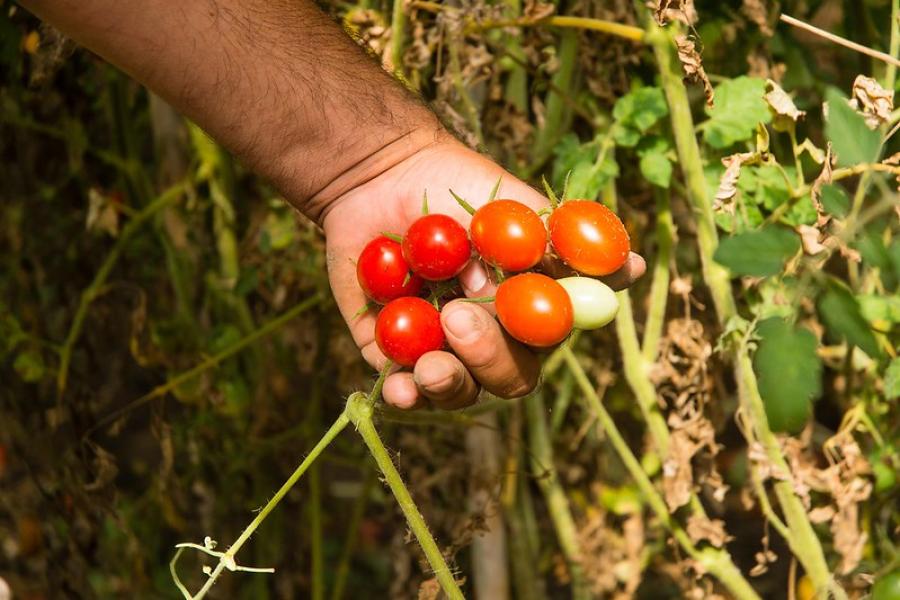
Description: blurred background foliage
1,0,898,598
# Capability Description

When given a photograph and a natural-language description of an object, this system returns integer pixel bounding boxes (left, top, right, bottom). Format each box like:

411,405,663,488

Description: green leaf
885,358,900,399
639,152,672,188
824,87,882,167
714,226,800,277
704,77,772,149
612,123,641,147
817,284,881,358
820,184,850,217
753,318,821,433
858,294,900,324
551,133,618,199
14,350,45,383
612,87,668,132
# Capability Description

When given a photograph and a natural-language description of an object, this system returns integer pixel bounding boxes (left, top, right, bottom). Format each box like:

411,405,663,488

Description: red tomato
356,236,423,304
495,273,573,347
375,297,445,367
402,214,471,281
548,200,630,276
470,200,546,271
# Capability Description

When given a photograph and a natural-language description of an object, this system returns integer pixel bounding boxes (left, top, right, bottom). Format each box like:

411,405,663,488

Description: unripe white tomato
556,277,619,330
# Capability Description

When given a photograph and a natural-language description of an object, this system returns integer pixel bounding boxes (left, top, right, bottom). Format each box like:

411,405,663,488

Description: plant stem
562,348,762,600
345,393,464,600
642,14,841,597
641,189,674,363
524,390,591,600
57,181,186,398
86,293,323,436
604,182,670,455
531,30,579,167
183,412,351,599
885,0,900,90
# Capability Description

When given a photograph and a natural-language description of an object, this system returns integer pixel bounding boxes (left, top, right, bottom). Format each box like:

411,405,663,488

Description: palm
322,141,549,364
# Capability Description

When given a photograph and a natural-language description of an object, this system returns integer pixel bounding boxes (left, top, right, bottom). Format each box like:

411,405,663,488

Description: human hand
322,139,645,410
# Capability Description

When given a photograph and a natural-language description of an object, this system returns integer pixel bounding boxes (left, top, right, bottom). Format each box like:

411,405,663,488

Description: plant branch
57,181,187,398
780,14,900,69
562,348,761,600
345,392,464,600
524,390,591,600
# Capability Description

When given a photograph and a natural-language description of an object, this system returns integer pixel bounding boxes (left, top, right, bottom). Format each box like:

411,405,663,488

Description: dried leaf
714,151,757,215
86,188,120,237
686,514,732,547
523,0,555,20
796,224,827,255
674,35,714,106
849,75,894,129
764,79,805,131
884,151,900,165
810,142,835,226
808,505,836,523
742,0,772,35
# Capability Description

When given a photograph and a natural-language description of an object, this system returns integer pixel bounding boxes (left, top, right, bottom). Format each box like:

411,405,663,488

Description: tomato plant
356,235,423,304
556,276,618,329
548,200,630,276
402,214,471,281
374,297,445,367
469,199,546,271
495,273,573,347
872,569,900,600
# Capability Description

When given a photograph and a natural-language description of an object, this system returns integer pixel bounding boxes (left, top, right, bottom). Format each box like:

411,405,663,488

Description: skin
21,0,645,409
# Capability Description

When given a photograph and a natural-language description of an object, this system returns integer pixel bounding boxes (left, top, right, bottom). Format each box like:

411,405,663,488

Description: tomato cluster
356,194,630,369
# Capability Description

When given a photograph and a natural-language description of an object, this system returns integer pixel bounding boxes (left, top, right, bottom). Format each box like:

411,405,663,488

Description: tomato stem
381,231,403,243
487,175,503,202
421,190,429,215
541,175,559,208
449,188,477,215
457,295,495,303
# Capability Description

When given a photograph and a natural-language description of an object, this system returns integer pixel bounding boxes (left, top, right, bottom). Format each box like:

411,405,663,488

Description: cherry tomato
402,214,471,281
375,297,445,367
470,200,546,271
356,236,423,304
556,277,619,330
495,273,573,347
548,200,630,276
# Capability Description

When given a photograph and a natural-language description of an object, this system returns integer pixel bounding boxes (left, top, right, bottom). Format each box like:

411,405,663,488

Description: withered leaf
764,79,805,131
714,151,758,215
849,75,894,129
796,224,827,256
742,0,772,36
674,35,714,106
686,514,732,547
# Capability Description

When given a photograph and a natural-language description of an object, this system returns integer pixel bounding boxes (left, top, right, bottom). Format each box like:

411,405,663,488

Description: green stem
641,189,674,363
531,30,579,166
524,390,590,600
563,348,762,600
183,412,351,599
85,294,323,435
345,393,464,600
57,181,186,398
448,34,485,146
642,14,839,597
605,182,670,455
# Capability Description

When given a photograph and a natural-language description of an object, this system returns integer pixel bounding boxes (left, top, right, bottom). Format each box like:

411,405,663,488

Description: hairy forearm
19,0,444,222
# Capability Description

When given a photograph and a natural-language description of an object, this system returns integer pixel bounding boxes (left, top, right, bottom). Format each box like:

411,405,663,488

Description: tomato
470,200,546,271
548,200,630,276
375,297,445,367
556,277,619,329
402,214,471,281
495,273,573,347
356,236,423,304
872,569,900,600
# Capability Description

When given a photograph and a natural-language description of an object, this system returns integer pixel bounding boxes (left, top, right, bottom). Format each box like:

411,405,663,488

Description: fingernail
443,305,482,341
459,261,488,295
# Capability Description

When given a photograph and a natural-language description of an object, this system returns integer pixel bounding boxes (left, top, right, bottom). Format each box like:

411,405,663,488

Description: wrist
280,117,452,227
